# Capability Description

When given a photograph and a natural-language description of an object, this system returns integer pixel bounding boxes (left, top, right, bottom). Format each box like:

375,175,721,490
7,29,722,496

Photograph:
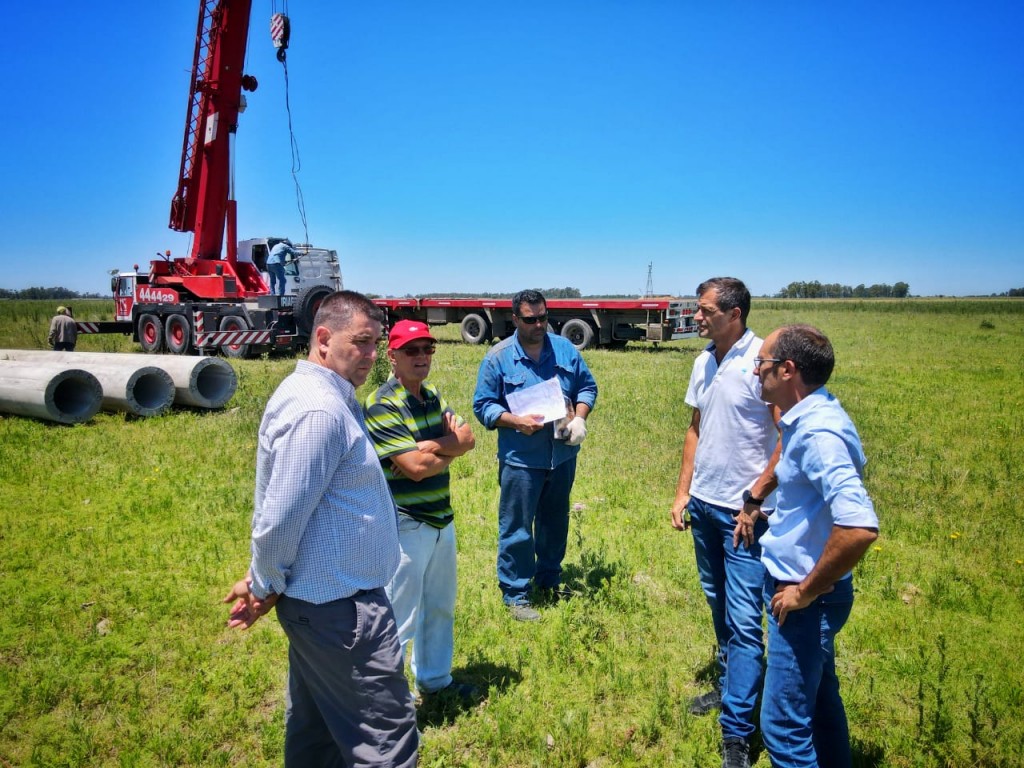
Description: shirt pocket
552,363,575,398
501,372,528,396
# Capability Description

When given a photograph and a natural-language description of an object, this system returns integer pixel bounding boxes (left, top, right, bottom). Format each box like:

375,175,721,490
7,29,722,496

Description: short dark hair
696,277,751,325
313,290,384,331
774,324,835,389
512,289,546,316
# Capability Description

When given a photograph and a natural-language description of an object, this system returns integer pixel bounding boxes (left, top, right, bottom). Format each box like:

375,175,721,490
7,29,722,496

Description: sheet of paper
506,377,567,424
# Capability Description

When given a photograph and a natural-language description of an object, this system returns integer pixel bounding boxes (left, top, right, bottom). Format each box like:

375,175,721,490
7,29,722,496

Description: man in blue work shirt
473,289,598,622
753,324,879,768
266,238,295,296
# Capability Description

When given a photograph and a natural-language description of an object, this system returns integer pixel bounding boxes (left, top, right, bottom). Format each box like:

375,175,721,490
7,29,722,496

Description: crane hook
271,13,290,63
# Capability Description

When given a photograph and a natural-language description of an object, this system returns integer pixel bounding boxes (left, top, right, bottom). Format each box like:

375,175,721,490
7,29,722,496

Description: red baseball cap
388,320,436,351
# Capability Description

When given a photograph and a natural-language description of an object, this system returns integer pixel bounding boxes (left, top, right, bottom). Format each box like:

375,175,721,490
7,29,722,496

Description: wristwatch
742,489,764,506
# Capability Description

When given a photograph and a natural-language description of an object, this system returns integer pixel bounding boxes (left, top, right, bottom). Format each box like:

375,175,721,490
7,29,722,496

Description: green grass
1,298,1023,766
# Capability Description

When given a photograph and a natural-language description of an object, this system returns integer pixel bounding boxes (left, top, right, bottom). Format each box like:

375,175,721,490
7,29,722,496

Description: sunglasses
399,345,436,356
515,314,548,325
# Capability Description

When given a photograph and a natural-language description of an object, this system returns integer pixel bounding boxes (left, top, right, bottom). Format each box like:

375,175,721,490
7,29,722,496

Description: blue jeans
497,458,576,604
761,575,854,768
268,262,287,295
688,495,768,741
386,515,457,693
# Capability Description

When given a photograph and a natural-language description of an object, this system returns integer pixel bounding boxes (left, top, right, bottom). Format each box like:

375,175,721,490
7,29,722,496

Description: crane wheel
219,315,251,359
295,284,334,340
165,314,192,355
138,314,164,354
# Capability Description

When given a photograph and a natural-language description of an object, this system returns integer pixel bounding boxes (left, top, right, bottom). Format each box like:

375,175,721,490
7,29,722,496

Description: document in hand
505,377,567,424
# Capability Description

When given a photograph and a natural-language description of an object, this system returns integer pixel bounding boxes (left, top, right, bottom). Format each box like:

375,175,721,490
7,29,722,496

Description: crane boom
168,0,255,265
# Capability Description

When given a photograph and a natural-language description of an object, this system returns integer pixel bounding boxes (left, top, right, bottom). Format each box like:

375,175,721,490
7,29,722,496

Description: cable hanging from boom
270,6,309,247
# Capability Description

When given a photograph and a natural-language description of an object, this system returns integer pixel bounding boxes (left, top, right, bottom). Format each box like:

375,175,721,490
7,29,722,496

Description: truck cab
239,237,343,296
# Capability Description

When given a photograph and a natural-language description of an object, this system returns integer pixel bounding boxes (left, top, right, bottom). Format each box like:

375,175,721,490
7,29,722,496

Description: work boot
687,687,722,716
508,602,541,622
721,736,750,768
421,681,480,704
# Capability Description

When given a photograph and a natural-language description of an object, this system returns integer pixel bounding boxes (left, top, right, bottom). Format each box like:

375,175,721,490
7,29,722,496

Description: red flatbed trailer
373,296,699,350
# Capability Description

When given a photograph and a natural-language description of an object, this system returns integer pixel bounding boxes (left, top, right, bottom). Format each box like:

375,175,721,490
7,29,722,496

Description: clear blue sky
3,2,1022,297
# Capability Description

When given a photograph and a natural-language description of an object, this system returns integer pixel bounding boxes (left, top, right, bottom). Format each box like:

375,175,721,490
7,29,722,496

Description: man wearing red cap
364,320,478,700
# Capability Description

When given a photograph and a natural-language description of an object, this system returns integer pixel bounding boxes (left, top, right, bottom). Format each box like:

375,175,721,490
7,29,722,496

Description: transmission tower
644,262,654,297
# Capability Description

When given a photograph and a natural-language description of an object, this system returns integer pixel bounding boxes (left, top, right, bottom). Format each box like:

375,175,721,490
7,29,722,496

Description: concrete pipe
0,351,237,410
142,355,237,409
0,352,175,416
0,361,103,424
87,363,175,417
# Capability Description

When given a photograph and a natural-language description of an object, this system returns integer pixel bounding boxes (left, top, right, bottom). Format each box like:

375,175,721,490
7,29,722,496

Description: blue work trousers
688,495,768,741
760,575,854,768
497,458,576,605
268,262,287,295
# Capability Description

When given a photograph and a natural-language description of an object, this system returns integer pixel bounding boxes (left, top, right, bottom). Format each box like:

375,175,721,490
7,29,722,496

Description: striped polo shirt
364,377,455,528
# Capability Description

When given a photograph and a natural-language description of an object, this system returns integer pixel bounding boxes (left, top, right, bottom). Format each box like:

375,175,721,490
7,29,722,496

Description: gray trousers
276,590,418,768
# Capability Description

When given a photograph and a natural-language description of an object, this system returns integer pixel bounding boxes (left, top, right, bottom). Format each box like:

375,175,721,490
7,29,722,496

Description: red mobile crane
78,2,696,354
78,0,337,358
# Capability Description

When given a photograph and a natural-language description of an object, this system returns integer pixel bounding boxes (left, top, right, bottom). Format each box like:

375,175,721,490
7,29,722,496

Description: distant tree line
775,281,910,299
999,288,1024,297
0,287,105,300
417,287,584,299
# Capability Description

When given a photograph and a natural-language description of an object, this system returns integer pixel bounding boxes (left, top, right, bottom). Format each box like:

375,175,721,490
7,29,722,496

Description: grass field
1,298,1022,767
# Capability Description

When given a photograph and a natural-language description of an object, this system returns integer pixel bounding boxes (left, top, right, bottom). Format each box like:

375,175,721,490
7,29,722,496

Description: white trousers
385,515,458,693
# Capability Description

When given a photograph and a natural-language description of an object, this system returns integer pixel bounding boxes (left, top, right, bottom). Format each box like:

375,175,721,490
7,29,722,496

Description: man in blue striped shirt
365,320,476,701
224,290,418,768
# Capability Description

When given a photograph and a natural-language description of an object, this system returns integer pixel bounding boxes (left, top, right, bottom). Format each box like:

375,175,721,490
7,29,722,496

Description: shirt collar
388,376,437,403
296,359,357,402
706,327,756,362
512,330,551,363
778,386,831,428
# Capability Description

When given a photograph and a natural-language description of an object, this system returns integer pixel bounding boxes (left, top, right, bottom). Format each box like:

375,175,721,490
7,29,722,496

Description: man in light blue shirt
266,239,295,296
753,324,879,768
224,290,417,768
473,289,598,621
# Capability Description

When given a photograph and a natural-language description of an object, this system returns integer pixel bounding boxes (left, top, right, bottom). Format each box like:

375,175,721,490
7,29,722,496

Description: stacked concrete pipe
0,360,103,424
0,351,237,415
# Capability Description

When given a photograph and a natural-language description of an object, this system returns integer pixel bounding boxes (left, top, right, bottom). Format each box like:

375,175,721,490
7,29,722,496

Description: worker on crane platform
266,239,295,296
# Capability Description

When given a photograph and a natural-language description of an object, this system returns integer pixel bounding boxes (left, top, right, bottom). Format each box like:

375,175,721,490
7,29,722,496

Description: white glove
565,416,588,446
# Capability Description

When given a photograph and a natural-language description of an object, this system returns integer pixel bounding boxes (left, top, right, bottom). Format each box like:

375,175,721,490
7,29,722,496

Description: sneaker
422,681,480,703
687,687,722,716
721,736,750,768
508,602,541,622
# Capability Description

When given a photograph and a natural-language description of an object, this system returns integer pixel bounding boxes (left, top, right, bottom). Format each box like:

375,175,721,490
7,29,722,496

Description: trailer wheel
164,314,192,355
138,314,164,354
561,319,595,351
219,315,251,359
295,283,334,340
460,313,491,344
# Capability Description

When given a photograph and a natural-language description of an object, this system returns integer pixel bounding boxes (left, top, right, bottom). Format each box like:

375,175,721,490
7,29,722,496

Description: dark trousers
276,590,418,768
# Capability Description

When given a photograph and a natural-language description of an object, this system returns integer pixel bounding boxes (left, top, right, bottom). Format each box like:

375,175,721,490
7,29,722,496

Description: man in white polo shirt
669,277,780,768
